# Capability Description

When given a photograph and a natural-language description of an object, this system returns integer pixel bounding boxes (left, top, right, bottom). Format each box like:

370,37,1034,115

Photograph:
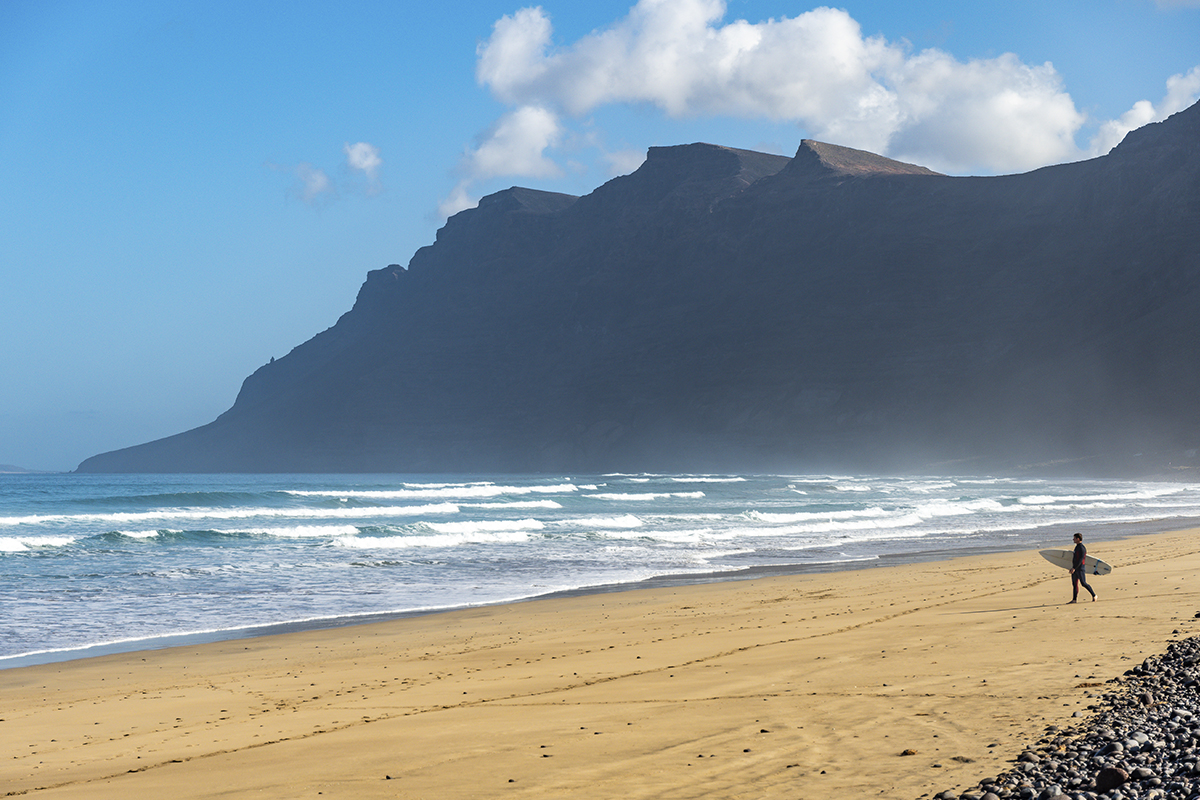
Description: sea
3,472,1200,669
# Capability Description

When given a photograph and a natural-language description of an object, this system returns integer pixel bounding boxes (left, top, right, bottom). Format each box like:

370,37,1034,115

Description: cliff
77,104,1200,476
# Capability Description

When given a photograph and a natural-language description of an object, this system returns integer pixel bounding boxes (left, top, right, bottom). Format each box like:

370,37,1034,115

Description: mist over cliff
78,103,1200,476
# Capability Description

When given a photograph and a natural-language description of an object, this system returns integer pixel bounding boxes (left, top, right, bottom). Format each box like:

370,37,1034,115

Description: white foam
0,502,461,527
625,528,719,543
656,512,726,521
226,525,361,538
915,498,1007,517
425,519,545,534
286,483,577,500
748,507,892,524
401,481,496,488
696,548,756,560
561,514,644,529
1018,501,1126,512
586,491,706,501
669,476,747,483
744,498,1005,531
334,530,534,549
0,535,76,552
464,500,563,510
723,512,929,538
908,481,959,493
1019,486,1185,505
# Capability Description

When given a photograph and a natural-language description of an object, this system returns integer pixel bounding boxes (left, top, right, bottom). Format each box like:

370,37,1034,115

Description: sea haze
3,473,1199,667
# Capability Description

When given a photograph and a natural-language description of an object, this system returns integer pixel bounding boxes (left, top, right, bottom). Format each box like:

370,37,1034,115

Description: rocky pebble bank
926,634,1200,800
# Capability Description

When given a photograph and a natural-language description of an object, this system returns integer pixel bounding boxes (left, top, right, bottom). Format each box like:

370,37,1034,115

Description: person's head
1073,533,1083,543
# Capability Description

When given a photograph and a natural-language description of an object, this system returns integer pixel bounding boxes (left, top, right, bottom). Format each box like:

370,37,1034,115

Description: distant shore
4,526,1200,799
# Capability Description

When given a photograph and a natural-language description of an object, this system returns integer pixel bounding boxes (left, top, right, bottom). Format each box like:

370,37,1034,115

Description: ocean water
3,472,1199,667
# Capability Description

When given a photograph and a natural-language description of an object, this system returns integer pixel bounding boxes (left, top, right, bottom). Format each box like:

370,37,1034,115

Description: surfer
1069,532,1097,603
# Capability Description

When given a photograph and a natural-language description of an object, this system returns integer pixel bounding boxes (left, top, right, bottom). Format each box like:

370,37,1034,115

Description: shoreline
4,512,1195,672
4,527,1200,798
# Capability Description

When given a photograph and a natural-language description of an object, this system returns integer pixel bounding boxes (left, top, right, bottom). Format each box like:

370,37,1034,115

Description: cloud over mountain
443,0,1200,212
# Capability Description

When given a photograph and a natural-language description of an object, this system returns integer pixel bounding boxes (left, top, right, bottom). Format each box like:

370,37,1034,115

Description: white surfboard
1039,549,1112,576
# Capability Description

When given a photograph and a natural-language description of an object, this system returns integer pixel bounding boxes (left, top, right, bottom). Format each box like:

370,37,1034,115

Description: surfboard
1039,549,1112,576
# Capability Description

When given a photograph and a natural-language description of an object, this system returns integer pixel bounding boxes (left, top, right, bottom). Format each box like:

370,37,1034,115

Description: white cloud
441,105,563,215
273,143,385,205
344,141,383,196
442,0,1200,213
1163,65,1200,111
476,6,554,102
469,105,563,180
885,52,1085,173
475,3,903,126
1089,101,1159,156
604,148,647,176
437,183,477,218
294,163,332,204
345,141,382,182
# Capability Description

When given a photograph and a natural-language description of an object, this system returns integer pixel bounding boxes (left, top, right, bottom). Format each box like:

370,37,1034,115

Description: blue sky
2,0,1198,471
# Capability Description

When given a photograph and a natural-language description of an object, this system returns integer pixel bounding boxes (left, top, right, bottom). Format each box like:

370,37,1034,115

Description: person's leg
1080,571,1095,600
1071,573,1080,603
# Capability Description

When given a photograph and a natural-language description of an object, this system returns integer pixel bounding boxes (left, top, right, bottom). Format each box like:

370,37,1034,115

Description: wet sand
4,528,1199,799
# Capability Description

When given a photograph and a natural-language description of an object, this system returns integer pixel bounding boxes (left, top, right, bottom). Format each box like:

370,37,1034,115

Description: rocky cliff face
77,105,1200,476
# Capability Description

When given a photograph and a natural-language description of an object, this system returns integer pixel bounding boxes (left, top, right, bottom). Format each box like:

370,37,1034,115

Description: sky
2,0,1199,472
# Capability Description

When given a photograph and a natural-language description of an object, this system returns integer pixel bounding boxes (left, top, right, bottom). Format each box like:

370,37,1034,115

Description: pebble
927,634,1200,800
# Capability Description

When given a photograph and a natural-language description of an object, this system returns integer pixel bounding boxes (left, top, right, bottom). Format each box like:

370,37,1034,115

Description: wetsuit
1072,541,1095,601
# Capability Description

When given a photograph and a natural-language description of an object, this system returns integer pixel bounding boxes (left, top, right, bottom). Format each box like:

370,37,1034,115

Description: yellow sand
4,529,1200,799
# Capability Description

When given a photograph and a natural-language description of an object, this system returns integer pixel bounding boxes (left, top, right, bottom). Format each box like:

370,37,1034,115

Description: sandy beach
4,528,1199,799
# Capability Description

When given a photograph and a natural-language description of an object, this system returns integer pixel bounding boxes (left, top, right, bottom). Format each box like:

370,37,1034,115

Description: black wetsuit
1072,542,1095,601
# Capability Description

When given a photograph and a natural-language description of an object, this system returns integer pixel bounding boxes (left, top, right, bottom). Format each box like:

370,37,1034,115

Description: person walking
1069,532,1097,603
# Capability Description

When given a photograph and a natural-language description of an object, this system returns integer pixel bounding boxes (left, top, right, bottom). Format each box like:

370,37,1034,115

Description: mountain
77,103,1200,476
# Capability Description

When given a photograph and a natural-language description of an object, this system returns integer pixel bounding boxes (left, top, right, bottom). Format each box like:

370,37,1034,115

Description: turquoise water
3,472,1198,666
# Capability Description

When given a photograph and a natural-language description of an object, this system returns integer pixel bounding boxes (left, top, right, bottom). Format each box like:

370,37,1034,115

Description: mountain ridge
77,103,1200,477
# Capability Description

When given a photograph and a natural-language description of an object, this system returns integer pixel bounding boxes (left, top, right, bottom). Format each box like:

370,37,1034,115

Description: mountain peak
794,140,943,177
1110,100,1200,157
477,186,579,215
641,142,793,183
576,142,791,214
627,142,792,197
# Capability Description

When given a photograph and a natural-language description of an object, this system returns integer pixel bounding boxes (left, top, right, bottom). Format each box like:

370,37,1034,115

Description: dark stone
76,102,1200,476
1095,766,1129,792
